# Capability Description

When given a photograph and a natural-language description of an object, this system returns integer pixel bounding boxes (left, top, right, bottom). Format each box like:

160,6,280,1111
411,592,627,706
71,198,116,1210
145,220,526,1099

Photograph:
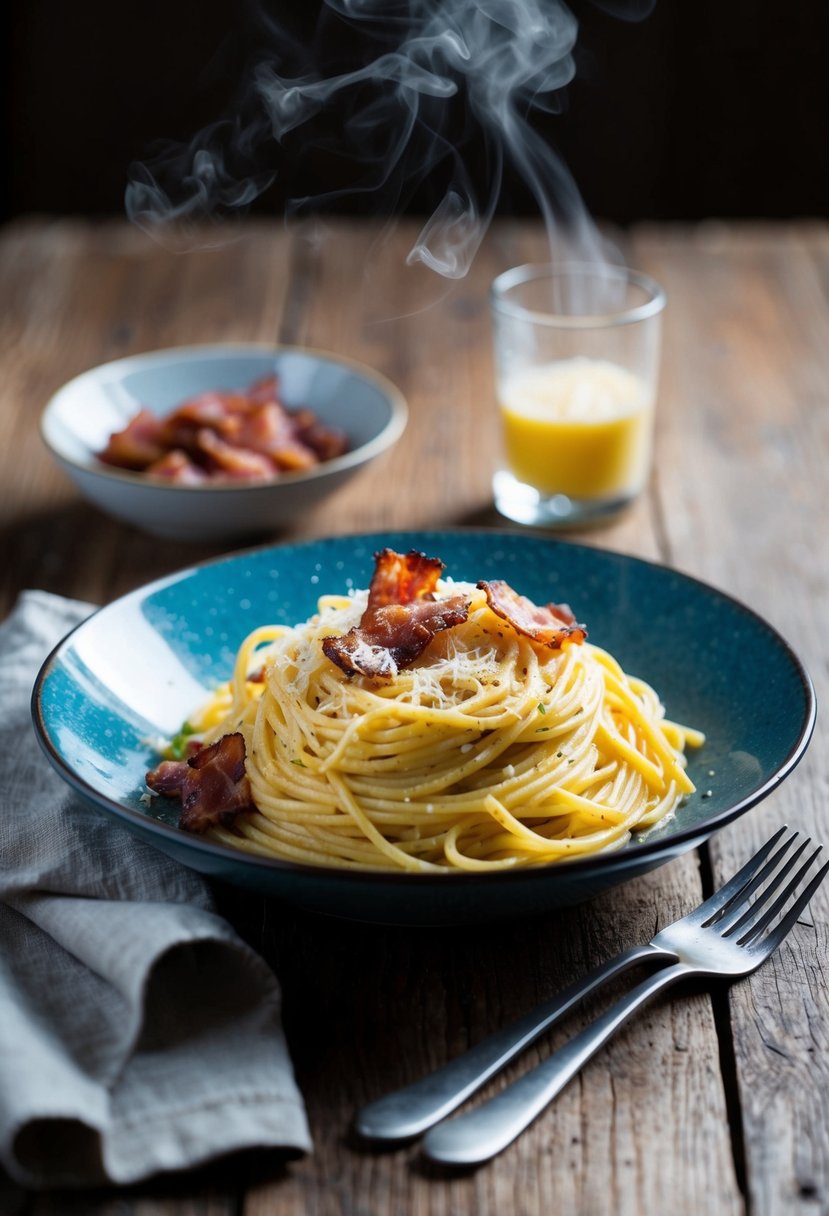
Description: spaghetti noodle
148,552,703,873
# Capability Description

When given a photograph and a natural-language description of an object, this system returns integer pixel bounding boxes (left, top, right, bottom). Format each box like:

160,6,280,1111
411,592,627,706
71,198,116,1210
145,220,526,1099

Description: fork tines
703,828,828,950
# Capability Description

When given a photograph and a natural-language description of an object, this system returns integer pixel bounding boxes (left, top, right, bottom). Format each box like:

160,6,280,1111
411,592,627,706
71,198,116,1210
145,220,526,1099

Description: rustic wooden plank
239,220,741,1213
260,217,665,560
10,217,815,1214
264,217,505,538
632,223,829,1215
0,219,300,615
239,852,739,1216
0,215,663,609
29,1187,239,1216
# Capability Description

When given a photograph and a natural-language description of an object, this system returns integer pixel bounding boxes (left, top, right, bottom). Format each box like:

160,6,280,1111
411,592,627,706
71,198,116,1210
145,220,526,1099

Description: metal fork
355,828,828,1162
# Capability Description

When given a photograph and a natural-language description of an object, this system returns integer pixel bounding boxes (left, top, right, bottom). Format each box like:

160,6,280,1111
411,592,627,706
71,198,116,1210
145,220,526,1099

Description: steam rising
126,0,637,277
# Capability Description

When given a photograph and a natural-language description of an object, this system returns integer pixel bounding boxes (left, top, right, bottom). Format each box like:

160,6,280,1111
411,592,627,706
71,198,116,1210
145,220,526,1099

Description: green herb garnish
166,721,196,760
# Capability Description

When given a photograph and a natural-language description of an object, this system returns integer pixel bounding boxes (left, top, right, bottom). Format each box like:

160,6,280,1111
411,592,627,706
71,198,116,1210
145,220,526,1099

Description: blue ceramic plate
32,530,816,925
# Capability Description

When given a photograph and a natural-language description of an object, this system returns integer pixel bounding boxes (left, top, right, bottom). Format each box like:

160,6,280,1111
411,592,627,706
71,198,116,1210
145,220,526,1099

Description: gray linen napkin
0,591,312,1189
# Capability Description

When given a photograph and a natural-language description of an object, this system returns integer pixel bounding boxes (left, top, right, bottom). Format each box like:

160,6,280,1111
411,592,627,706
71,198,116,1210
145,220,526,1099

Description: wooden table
1,217,827,1215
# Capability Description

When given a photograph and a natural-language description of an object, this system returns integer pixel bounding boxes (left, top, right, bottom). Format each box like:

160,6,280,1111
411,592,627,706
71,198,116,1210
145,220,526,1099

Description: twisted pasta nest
187,581,702,873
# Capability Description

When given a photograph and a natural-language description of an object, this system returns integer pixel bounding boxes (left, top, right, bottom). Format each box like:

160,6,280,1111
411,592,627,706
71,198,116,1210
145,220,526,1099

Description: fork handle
355,943,665,1142
422,960,691,1165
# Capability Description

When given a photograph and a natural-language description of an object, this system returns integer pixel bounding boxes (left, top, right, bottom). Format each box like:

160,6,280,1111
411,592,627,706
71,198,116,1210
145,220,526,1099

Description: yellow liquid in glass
500,358,653,499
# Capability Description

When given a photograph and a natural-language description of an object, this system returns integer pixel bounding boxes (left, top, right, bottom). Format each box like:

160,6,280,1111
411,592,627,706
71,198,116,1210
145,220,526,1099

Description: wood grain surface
0,217,826,1216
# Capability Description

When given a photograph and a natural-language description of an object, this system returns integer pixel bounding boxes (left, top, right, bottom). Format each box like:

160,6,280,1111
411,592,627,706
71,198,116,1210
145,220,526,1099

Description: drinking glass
491,263,666,527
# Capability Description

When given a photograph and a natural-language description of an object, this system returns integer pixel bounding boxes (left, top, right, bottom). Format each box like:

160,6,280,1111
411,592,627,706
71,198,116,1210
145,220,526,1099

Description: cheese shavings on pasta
147,560,704,874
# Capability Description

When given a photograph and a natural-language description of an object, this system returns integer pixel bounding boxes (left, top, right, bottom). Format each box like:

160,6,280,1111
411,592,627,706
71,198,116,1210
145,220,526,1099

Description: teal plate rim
31,528,818,890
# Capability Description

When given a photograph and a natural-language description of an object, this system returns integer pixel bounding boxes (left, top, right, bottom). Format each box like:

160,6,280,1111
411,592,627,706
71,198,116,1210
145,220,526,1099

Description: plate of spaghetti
32,531,815,924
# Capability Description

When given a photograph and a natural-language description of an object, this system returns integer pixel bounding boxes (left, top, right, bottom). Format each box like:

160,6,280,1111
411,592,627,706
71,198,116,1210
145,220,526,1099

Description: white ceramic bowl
41,344,408,541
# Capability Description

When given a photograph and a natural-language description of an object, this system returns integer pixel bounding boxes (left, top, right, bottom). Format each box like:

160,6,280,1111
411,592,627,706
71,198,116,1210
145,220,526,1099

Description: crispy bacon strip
478,580,587,648
194,428,277,481
323,598,469,679
98,376,350,483
366,549,444,607
236,403,319,471
294,416,349,462
146,732,252,833
98,409,166,470
145,449,209,485
322,548,469,679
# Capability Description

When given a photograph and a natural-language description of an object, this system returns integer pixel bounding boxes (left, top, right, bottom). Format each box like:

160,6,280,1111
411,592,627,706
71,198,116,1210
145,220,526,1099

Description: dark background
3,0,828,227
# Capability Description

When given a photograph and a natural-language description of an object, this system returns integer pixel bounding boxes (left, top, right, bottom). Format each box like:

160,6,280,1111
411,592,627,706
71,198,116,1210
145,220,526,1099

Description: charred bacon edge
477,579,587,648
321,548,469,679
146,731,253,834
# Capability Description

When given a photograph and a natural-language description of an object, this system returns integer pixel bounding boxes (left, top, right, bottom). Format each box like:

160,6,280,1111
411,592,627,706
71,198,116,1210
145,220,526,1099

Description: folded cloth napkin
0,591,312,1189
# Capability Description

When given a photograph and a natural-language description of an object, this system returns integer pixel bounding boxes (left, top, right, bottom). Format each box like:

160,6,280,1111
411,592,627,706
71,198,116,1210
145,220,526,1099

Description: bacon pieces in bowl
39,345,408,540
98,374,349,484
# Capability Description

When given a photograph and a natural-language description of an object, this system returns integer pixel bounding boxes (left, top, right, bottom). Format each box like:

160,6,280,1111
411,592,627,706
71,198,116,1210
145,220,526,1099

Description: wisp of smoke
126,0,645,278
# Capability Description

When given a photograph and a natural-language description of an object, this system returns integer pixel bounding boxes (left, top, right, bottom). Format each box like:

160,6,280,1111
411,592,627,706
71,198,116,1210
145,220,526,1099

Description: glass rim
491,262,666,329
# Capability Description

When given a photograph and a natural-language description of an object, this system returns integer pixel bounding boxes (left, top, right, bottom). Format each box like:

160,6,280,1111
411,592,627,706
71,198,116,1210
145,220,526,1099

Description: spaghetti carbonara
148,552,703,873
